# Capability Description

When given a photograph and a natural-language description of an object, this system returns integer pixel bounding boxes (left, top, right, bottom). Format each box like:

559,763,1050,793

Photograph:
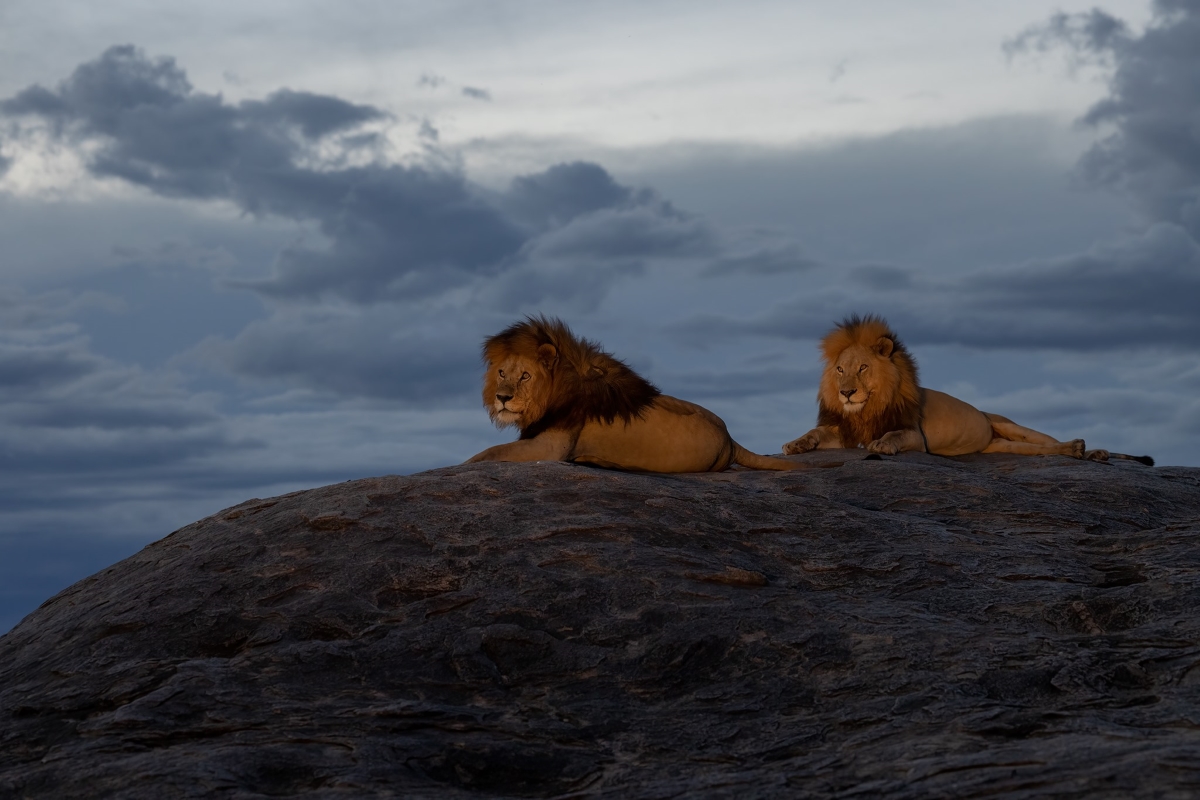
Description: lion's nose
841,389,856,400
496,393,513,404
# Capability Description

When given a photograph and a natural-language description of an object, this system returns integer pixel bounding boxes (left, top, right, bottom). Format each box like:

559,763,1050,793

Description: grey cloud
657,365,821,400
632,115,1137,273
1,46,385,202
0,337,100,391
417,73,446,89
504,161,632,227
0,287,122,330
702,244,818,277
0,46,523,302
111,241,238,271
238,165,527,302
4,47,709,307
1003,9,1130,66
672,4,1200,355
0,292,238,480
462,86,492,101
241,89,384,139
486,258,646,313
1012,2,1200,236
200,310,480,401
851,264,912,289
672,223,1200,352
527,202,715,260
967,223,1200,321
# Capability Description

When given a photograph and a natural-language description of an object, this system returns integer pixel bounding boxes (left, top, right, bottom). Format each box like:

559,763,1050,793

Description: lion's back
572,396,734,472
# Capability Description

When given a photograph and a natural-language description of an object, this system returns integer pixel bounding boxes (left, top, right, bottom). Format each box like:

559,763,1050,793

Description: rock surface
2,451,1200,798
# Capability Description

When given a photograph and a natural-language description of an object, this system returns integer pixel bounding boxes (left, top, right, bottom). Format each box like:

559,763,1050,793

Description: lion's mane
816,314,922,448
482,315,661,439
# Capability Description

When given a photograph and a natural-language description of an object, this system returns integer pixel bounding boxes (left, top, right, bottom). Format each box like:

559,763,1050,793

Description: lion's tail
1112,452,1156,467
732,443,808,471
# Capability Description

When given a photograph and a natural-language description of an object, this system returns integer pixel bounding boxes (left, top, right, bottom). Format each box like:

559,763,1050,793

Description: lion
466,316,806,472
782,315,1153,465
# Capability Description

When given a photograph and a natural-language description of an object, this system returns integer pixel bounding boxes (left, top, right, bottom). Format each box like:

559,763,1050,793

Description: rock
1,451,1199,798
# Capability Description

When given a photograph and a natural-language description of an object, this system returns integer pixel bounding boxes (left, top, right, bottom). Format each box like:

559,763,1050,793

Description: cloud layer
3,46,718,307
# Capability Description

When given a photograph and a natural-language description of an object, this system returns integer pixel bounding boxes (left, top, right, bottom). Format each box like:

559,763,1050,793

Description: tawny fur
815,316,921,449
783,314,1153,465
482,316,660,438
468,316,805,472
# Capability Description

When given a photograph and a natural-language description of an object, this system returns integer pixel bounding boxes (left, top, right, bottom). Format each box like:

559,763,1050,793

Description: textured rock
1,451,1199,798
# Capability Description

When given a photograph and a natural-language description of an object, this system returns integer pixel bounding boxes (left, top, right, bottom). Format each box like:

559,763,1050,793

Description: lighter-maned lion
466,316,806,472
782,315,1153,465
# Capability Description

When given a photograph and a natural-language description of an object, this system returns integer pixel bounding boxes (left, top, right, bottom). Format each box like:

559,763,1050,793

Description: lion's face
482,348,556,429
824,341,900,415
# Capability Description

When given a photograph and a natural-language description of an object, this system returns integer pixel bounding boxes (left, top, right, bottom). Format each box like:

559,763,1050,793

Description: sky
1,0,1197,634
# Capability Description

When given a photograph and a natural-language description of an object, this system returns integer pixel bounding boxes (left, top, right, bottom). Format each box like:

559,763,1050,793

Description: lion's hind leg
984,413,1063,445
981,438,1086,458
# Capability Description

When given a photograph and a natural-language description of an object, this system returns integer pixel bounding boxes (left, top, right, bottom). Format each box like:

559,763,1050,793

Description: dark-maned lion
782,315,1153,465
467,316,805,472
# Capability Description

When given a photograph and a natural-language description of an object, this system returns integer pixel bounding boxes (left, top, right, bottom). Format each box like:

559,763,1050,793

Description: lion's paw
1085,448,1110,463
782,434,819,455
1068,439,1086,459
866,438,899,456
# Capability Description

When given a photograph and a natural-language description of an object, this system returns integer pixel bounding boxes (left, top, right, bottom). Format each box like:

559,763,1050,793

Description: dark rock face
2,451,1199,798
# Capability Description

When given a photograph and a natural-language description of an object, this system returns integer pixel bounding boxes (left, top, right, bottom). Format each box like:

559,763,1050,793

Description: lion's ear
873,337,894,358
537,343,558,369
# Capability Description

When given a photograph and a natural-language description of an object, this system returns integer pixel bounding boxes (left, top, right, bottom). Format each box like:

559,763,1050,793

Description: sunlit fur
816,315,921,449
481,315,660,438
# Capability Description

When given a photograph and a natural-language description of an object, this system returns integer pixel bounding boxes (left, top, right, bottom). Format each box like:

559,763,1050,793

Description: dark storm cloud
0,291,239,477
461,86,492,101
679,3,1200,355
966,223,1200,322
850,264,912,290
0,45,385,202
702,245,819,277
674,222,1200,352
504,161,632,227
1010,1,1200,236
239,166,528,302
526,201,714,260
1004,9,1130,66
486,258,647,312
2,47,716,306
0,337,99,391
200,310,479,401
658,365,821,400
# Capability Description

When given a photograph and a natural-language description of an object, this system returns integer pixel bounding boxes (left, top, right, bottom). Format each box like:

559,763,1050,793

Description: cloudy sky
2,0,1197,633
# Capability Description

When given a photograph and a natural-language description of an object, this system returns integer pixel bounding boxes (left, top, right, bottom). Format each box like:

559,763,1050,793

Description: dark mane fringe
483,315,660,437
816,314,922,448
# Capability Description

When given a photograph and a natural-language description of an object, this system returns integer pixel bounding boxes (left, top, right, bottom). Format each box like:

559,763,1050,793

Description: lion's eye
859,364,867,373
498,369,505,378
836,366,843,374
520,372,530,381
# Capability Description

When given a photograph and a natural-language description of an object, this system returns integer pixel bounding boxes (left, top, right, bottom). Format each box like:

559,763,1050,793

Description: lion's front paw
1085,448,1110,463
782,433,819,455
866,438,899,456
1068,439,1086,459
